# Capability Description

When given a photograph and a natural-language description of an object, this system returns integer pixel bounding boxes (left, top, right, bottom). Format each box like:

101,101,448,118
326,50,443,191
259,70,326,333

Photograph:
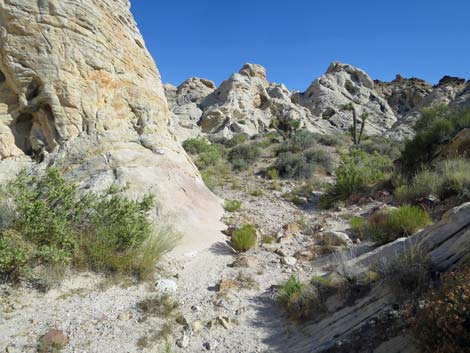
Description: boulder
0,0,224,255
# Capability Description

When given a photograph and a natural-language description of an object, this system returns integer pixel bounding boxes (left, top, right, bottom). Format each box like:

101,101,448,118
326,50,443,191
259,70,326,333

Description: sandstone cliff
0,0,224,254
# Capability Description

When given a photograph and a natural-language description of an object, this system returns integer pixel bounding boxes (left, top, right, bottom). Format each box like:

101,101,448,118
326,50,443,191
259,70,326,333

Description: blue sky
131,0,469,91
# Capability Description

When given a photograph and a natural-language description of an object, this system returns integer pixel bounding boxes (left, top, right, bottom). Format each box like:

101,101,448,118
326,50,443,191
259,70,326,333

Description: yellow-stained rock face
0,0,224,254
0,0,168,158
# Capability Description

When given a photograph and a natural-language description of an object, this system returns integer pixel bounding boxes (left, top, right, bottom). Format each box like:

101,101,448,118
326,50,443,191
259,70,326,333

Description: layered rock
283,202,470,353
0,0,224,253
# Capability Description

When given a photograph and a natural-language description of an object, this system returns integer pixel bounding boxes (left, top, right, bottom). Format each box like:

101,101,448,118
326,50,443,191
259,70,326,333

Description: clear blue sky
131,0,469,91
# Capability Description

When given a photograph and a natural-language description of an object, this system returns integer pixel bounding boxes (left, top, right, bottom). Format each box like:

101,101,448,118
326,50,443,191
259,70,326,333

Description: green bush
395,158,470,203
0,168,177,283
228,144,261,170
367,206,431,244
319,150,392,208
314,133,348,148
304,146,334,174
195,144,224,169
349,216,366,239
224,199,241,212
400,106,470,174
266,168,279,180
380,246,431,300
358,136,403,160
277,130,318,154
277,275,324,320
231,224,257,252
406,267,470,353
182,138,211,155
274,152,312,179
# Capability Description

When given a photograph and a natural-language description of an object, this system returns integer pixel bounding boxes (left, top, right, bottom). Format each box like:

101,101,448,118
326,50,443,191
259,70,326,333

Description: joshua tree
358,112,368,144
341,103,358,144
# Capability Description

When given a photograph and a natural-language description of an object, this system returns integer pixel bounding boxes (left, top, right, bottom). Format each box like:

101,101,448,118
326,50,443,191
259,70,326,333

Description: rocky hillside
166,62,469,142
0,0,223,253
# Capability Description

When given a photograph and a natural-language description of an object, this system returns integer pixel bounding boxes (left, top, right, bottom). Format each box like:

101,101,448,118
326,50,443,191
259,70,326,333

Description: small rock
191,320,203,333
277,234,294,245
176,314,189,326
156,279,178,293
5,346,16,353
230,256,257,268
216,278,237,292
217,315,231,329
176,334,190,348
203,341,217,350
275,248,288,257
262,243,281,252
235,307,246,315
39,329,68,351
283,222,302,235
321,231,352,246
117,311,133,321
280,256,297,266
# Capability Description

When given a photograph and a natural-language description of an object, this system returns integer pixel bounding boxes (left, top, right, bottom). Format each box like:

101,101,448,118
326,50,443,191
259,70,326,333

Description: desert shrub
274,152,312,179
0,230,32,281
182,138,211,155
319,150,393,208
304,146,334,174
195,144,224,169
314,133,348,148
407,267,470,353
224,199,241,212
277,130,318,154
380,246,431,300
349,216,366,239
395,158,470,203
367,206,431,244
0,168,177,283
228,144,261,170
231,224,257,252
358,136,403,160
137,294,179,317
400,106,470,174
277,275,325,320
266,168,279,180
248,189,264,197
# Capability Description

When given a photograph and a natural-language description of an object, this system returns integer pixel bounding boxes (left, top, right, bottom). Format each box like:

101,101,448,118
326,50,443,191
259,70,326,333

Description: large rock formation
0,0,224,254
374,75,433,117
293,62,398,135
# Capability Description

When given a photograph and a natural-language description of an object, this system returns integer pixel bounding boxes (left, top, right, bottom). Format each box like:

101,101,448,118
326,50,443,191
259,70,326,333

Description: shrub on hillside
224,199,241,212
367,206,431,244
304,146,334,174
358,136,403,160
319,150,392,208
0,168,178,283
274,152,313,179
182,138,211,155
380,246,431,300
277,275,325,320
395,158,470,203
400,106,470,174
406,267,470,353
277,130,318,154
228,144,261,170
231,224,257,252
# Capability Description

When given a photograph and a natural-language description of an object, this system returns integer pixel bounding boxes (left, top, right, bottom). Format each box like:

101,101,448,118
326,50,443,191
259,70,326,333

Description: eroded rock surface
0,0,224,253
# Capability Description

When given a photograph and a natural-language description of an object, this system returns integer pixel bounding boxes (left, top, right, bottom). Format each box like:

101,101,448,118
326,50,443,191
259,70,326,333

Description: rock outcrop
293,62,398,135
281,202,470,353
0,0,224,253
374,75,433,117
